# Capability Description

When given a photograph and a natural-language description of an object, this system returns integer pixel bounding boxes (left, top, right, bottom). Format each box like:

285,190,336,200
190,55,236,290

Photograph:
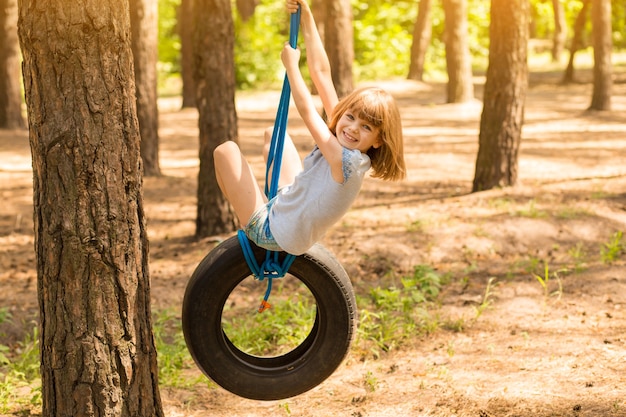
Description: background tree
0,0,25,129
407,0,433,81
323,0,354,97
179,0,196,108
563,0,591,83
551,0,566,61
17,0,164,415
131,0,162,176
236,0,257,21
589,0,612,110
442,0,474,103
472,0,529,192
194,0,238,238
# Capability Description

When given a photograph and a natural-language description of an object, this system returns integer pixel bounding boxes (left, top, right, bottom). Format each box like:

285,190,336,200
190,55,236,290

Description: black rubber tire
181,235,357,400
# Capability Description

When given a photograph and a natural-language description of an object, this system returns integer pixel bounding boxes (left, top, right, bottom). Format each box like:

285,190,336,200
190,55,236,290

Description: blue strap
238,231,296,312
239,8,300,312
265,8,301,199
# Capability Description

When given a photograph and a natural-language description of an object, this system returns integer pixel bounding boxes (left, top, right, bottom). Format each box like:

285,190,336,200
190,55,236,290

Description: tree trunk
309,0,325,96
180,0,196,108
0,0,25,129
472,0,529,192
442,0,474,103
236,0,257,22
130,0,161,176
551,0,566,61
323,0,353,98
194,0,238,238
588,0,612,111
17,1,164,416
407,0,433,81
563,0,591,84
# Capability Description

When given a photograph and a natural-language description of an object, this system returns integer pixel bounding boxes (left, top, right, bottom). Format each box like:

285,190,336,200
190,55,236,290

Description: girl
214,0,405,255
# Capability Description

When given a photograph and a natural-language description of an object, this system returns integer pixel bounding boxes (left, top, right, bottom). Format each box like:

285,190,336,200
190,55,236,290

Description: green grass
355,265,445,357
600,231,624,264
152,309,207,389
7,238,617,412
0,312,41,415
532,262,564,300
221,279,316,357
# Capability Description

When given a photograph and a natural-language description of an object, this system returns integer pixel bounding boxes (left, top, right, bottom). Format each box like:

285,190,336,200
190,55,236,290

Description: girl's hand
286,0,308,14
281,42,301,70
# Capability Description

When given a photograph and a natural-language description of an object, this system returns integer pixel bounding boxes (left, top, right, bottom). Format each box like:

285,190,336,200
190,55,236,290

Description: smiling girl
214,0,405,255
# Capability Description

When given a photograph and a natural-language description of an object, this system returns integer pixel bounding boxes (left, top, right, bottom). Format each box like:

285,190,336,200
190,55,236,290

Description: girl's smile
336,111,381,153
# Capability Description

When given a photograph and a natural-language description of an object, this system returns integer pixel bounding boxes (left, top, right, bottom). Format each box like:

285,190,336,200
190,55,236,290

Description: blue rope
265,7,301,199
239,7,300,311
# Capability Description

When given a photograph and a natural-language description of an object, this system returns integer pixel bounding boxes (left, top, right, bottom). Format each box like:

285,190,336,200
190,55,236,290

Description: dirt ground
1,69,626,416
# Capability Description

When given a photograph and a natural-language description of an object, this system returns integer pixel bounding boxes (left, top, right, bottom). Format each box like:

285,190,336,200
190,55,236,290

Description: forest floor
1,67,626,417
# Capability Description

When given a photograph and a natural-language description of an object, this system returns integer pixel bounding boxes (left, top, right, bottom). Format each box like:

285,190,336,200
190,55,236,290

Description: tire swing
181,8,357,401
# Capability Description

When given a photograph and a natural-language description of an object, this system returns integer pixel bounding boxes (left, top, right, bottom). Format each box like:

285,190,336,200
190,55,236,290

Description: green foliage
156,0,626,91
568,242,588,273
614,0,626,48
600,231,624,264
158,0,182,75
473,277,497,320
352,0,416,79
234,0,288,89
222,291,316,357
152,309,206,388
356,265,443,357
0,321,41,414
532,261,564,300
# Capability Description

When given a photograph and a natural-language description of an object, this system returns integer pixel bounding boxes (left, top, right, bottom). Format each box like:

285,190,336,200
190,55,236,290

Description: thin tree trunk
472,0,529,192
551,0,566,61
310,0,325,96
131,0,161,176
180,0,196,108
324,0,353,98
18,0,164,415
563,0,591,84
588,0,612,110
236,0,257,21
442,0,474,103
408,0,433,81
0,0,25,129
194,0,238,237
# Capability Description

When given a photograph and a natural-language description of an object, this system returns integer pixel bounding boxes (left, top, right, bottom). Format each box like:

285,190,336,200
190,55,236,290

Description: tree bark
180,0,196,108
323,0,353,98
194,0,238,238
442,0,474,103
130,0,161,176
17,1,164,416
236,0,257,22
588,0,612,111
551,0,566,61
563,0,591,84
472,0,529,192
0,0,25,129
407,0,432,81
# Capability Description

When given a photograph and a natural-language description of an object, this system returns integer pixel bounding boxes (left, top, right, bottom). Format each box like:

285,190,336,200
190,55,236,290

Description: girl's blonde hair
328,87,406,181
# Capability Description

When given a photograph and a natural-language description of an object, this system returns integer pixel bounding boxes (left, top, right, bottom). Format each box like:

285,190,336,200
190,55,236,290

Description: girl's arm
287,0,338,118
281,44,344,183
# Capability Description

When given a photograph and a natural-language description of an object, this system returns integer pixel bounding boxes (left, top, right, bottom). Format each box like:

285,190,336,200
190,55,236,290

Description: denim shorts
243,198,283,251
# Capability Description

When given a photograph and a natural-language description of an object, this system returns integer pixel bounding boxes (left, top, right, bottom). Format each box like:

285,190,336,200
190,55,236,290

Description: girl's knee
214,140,240,159
264,126,277,144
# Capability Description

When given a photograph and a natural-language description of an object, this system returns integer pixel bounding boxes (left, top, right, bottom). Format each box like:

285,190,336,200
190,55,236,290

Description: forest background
156,0,626,90
1,0,626,415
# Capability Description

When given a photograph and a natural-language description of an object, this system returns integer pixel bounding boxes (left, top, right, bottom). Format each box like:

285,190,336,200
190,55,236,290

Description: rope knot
237,230,296,313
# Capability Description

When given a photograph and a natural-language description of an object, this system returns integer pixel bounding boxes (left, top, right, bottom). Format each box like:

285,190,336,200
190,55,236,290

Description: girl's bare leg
214,141,267,225
263,126,303,189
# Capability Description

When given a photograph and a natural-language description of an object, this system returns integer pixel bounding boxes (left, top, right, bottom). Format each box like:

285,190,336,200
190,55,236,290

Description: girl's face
335,109,382,153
